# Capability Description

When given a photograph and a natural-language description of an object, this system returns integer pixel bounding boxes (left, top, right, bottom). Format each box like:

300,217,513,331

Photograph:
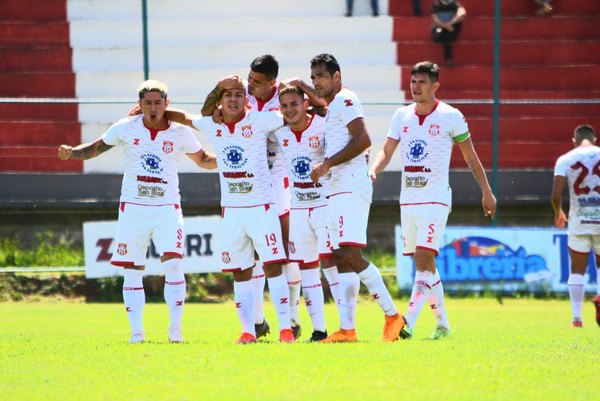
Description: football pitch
1,298,597,401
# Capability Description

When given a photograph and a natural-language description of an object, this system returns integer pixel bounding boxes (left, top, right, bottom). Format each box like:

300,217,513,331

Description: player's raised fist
58,144,72,160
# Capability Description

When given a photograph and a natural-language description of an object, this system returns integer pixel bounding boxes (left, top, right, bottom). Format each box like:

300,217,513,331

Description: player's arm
281,78,327,109
165,108,197,129
310,117,371,183
187,149,218,170
368,137,400,183
58,137,113,160
201,75,244,116
551,175,568,228
457,135,496,218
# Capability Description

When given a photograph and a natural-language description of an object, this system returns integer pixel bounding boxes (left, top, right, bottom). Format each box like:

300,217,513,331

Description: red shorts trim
326,191,353,199
568,246,590,255
415,245,439,256
163,252,183,259
403,252,415,256
338,242,367,248
319,253,334,260
222,267,243,273
299,260,319,269
263,258,287,266
111,261,136,267
279,210,290,218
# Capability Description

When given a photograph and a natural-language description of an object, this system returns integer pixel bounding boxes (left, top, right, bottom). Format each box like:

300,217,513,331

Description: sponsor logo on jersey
282,139,289,147
216,129,223,137
292,156,312,179
406,139,429,163
288,241,296,254
308,135,320,149
429,124,440,137
227,181,253,193
117,243,127,256
140,153,164,173
268,107,280,111
241,125,253,138
344,99,353,107
137,184,166,197
402,126,408,134
295,191,321,201
405,176,428,188
404,165,431,173
133,138,140,145
163,141,174,154
137,175,168,183
293,182,321,189
222,145,248,169
222,251,231,264
223,171,253,179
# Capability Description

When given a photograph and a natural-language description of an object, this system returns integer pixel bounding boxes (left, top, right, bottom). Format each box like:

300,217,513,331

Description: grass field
1,298,598,401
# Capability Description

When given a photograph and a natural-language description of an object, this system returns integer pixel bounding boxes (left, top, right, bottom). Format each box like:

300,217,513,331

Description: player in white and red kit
58,80,217,344
370,61,496,339
308,53,406,343
168,75,295,343
552,124,600,327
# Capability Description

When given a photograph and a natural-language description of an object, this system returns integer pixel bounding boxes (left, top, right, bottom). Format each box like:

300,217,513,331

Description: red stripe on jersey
400,201,449,207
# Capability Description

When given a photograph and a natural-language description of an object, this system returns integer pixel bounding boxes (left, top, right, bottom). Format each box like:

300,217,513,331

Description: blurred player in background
58,80,217,343
309,53,406,343
552,124,600,327
369,61,496,340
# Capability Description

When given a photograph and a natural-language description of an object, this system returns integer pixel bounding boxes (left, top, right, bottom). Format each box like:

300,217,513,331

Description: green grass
0,232,84,267
1,298,598,401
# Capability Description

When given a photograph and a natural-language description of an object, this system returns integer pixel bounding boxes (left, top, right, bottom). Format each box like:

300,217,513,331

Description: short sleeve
554,155,568,177
260,111,284,133
450,108,469,140
101,122,122,146
339,92,364,126
192,115,213,133
181,126,203,154
387,108,404,141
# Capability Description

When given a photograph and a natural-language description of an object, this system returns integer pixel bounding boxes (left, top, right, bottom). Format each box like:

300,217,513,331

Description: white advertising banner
395,226,599,293
84,215,221,278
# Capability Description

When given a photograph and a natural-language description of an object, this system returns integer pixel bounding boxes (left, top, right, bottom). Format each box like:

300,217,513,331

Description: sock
122,269,145,334
284,262,301,326
406,271,434,330
322,265,340,304
162,258,186,329
567,273,585,321
428,270,450,329
234,280,255,335
251,264,266,324
300,268,326,332
358,263,398,316
267,274,292,331
337,272,360,330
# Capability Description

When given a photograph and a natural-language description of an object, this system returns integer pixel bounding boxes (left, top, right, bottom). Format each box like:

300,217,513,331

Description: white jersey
323,87,372,202
270,114,327,209
554,145,600,234
388,100,469,206
101,115,202,205
192,112,283,207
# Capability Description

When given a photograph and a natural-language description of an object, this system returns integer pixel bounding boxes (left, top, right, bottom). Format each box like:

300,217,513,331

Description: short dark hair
310,53,341,76
250,54,279,80
411,61,440,83
574,124,596,142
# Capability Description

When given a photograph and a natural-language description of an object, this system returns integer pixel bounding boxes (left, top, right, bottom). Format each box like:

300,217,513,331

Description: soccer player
58,80,217,343
369,61,496,339
270,83,338,342
168,75,295,343
308,53,406,343
551,124,600,327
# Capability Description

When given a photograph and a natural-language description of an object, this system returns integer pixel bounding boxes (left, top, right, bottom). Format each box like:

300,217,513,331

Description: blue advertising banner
395,226,598,293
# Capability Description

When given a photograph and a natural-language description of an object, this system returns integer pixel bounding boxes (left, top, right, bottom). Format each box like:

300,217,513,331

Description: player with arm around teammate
58,80,217,343
369,61,496,340
551,124,600,328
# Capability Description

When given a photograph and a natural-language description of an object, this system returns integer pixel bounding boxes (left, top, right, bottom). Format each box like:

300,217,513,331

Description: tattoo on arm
71,141,113,160
201,87,222,116
467,160,482,186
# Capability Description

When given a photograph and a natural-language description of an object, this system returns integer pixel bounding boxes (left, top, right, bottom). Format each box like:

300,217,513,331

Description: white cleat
129,331,145,344
168,325,184,343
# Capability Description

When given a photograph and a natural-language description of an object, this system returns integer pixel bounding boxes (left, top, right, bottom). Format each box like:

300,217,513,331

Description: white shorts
401,203,450,256
273,176,291,217
327,193,370,249
220,204,287,272
568,234,600,255
288,206,333,266
111,203,184,266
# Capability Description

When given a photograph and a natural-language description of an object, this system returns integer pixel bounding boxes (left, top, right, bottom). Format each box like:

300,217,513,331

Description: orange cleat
382,313,405,342
321,329,358,343
236,332,258,344
279,328,296,343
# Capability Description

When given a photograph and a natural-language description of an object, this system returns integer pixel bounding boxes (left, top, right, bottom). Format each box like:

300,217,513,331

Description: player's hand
310,159,330,184
280,78,303,90
218,75,244,91
128,104,141,116
482,192,497,219
554,210,567,229
58,144,72,160
211,105,224,124
369,169,377,185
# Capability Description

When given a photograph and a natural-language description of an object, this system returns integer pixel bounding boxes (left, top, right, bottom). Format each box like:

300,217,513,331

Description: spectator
345,0,379,17
533,0,553,16
430,0,466,67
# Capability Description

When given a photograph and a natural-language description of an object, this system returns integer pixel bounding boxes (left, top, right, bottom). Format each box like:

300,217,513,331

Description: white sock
337,272,360,330
284,262,301,326
234,280,255,335
162,258,186,329
358,263,398,316
301,268,326,332
322,265,340,304
122,269,145,334
251,264,266,324
428,270,450,329
567,273,585,321
406,271,434,330
267,274,292,331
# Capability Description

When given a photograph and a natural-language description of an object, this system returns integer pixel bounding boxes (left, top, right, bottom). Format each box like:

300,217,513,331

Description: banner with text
395,226,598,293
84,216,221,278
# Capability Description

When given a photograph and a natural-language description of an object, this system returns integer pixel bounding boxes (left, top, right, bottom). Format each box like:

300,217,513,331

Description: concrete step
449,142,568,169
0,72,75,97
1,0,67,21
0,47,72,72
0,21,71,47
0,103,78,121
0,146,81,172
0,121,80,145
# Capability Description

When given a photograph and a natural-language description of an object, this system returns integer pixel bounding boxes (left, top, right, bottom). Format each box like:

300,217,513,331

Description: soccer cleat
306,330,328,342
168,325,184,343
292,323,302,340
255,320,270,339
236,332,258,344
429,326,451,340
399,316,413,339
594,295,600,327
129,331,145,344
572,320,583,328
279,328,296,343
321,329,357,343
382,313,405,342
